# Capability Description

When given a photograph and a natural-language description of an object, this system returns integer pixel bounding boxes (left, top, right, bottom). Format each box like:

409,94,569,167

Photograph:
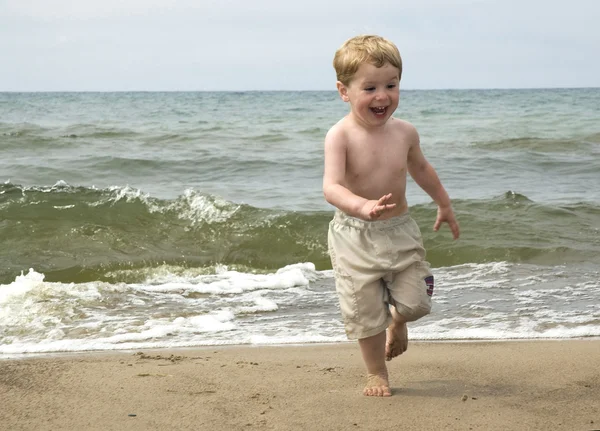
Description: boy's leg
386,302,408,361
386,261,433,360
358,330,391,397
383,215,432,360
328,211,396,396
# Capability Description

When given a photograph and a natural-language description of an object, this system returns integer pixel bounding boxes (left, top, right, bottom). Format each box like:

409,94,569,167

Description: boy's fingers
379,193,392,204
451,221,460,239
370,205,382,217
433,219,441,231
369,200,397,219
378,203,396,215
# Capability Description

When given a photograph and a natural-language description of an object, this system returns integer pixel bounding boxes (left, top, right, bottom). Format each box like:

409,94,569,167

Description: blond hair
333,35,402,85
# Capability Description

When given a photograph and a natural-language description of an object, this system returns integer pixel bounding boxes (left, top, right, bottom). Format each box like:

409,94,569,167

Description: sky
1,0,599,91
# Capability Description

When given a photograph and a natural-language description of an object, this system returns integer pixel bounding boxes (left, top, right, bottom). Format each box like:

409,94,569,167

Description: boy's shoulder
325,117,350,144
389,117,418,135
388,117,421,146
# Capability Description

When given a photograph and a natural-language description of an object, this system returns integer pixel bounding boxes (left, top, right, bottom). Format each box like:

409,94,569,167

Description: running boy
323,35,460,397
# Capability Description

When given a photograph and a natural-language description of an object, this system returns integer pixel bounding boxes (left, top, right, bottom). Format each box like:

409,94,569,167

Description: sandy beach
1,340,599,431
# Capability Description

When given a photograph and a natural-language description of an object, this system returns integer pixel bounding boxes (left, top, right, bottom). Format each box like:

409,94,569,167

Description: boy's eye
387,84,397,89
364,87,375,92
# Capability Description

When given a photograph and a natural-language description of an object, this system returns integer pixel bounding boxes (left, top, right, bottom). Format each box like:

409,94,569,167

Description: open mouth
370,106,387,116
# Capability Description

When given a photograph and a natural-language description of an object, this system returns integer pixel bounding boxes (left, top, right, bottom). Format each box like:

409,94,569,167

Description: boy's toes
364,374,392,397
385,322,408,361
363,386,391,397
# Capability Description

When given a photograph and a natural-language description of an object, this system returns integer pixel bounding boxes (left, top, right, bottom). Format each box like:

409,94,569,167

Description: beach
2,340,599,431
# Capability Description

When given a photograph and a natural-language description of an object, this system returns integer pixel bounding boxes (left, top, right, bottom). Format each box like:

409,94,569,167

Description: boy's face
337,62,400,128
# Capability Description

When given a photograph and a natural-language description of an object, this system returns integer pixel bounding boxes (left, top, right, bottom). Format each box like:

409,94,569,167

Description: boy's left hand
434,206,460,240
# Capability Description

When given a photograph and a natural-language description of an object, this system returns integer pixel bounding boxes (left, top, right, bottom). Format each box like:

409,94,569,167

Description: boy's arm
323,128,395,220
407,127,460,239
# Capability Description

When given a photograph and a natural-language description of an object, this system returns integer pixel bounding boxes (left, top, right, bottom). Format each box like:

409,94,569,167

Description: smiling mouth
370,107,387,116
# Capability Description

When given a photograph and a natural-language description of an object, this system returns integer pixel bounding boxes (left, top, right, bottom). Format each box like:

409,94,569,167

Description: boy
323,35,460,397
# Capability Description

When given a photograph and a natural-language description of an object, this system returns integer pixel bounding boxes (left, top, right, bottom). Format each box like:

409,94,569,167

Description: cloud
1,0,599,90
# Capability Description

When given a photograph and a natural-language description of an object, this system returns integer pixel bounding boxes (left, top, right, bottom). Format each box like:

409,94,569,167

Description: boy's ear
336,81,350,102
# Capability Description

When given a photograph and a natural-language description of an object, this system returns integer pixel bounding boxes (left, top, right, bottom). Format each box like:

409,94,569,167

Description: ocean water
1,89,600,357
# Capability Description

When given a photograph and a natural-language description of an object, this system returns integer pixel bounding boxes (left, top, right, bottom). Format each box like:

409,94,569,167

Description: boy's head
333,35,402,86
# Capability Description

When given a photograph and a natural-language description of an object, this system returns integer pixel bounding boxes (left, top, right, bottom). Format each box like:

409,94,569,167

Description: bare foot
385,320,408,361
364,373,392,397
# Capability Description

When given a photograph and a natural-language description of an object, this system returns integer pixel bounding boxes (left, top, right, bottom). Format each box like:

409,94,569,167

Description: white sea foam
174,189,240,224
133,263,311,295
86,186,243,224
1,261,599,357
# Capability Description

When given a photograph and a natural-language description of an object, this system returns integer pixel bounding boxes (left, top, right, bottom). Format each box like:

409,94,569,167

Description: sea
1,89,599,358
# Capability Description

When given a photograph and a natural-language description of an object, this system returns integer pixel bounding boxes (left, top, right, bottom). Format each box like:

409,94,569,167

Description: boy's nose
375,91,388,102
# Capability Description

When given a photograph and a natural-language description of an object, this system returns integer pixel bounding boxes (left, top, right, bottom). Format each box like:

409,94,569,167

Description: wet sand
1,340,599,430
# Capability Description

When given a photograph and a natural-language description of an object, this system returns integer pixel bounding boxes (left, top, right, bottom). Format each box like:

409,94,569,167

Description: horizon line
1,86,599,93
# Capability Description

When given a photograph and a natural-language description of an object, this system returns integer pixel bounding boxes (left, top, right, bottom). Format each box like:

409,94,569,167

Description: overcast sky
1,0,599,91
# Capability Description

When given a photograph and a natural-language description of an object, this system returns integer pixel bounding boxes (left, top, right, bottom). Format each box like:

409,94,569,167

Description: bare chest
345,136,409,179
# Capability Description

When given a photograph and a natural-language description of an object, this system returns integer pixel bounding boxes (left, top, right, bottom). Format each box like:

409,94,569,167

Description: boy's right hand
360,193,396,220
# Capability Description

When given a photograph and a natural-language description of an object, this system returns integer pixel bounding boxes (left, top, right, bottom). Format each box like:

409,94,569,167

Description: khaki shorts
328,210,434,340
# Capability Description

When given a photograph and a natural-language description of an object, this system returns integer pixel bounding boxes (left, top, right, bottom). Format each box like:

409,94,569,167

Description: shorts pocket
334,273,359,323
416,261,434,297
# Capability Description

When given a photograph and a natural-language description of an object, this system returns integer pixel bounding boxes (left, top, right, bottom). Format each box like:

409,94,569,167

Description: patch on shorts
424,276,434,296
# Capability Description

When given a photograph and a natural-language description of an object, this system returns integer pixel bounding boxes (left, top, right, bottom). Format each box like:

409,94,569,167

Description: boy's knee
395,303,430,322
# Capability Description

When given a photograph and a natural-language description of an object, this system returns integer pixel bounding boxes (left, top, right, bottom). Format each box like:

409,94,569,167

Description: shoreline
3,336,600,361
2,340,599,430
